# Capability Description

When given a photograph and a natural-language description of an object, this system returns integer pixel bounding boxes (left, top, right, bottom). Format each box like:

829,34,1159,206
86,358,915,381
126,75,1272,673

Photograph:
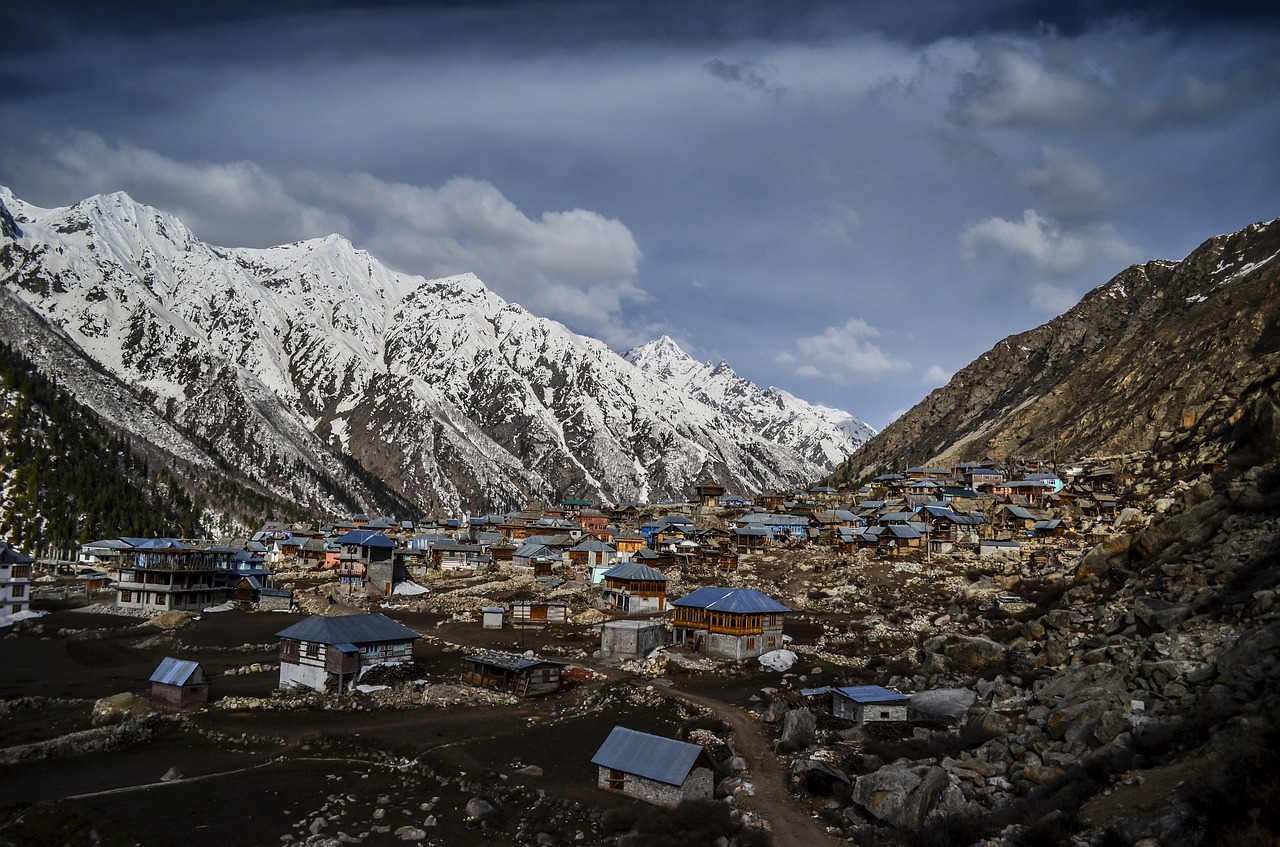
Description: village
0,451,1225,846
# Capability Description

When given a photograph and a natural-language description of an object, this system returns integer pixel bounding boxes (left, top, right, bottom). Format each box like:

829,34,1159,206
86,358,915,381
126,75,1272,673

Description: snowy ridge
626,336,875,468
0,187,861,514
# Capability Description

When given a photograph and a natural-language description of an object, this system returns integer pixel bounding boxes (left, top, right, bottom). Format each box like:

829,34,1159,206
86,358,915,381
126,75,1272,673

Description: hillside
830,218,1280,483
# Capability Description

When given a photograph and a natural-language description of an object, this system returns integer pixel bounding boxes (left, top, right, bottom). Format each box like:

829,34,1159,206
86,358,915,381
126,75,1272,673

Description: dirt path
662,685,839,847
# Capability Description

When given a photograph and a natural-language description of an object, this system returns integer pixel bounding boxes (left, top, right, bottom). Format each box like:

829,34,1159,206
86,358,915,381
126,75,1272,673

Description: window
11,584,24,598
608,769,625,790
121,591,132,603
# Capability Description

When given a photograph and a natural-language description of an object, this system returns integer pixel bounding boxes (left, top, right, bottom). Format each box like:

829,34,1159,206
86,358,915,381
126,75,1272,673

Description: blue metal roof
0,543,34,564
149,657,204,686
602,561,668,582
276,612,420,645
835,685,909,704
591,726,706,786
672,587,789,614
335,529,396,548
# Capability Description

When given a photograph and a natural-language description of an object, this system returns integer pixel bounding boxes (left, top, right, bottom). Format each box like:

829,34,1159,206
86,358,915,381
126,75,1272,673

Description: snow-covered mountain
626,336,875,468
0,187,865,515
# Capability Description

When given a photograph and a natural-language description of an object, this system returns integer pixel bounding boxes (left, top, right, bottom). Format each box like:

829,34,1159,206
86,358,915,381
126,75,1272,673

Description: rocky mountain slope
0,188,857,517
626,336,876,469
830,217,1280,483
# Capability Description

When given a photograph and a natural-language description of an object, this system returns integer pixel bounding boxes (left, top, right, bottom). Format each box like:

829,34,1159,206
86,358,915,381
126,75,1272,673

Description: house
566,537,618,581
461,651,565,696
335,529,406,598
832,685,910,724
510,600,569,625
149,657,210,709
276,613,420,694
600,561,669,613
600,620,666,660
0,544,34,620
695,480,726,510
591,726,715,807
114,539,234,612
671,587,789,660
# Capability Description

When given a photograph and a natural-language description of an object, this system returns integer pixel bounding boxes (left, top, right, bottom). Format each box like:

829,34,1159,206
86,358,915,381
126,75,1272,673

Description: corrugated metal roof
276,612,420,645
464,651,565,671
149,657,203,686
602,561,668,582
0,543,34,564
335,529,395,547
672,587,789,614
591,726,705,786
835,685,909,704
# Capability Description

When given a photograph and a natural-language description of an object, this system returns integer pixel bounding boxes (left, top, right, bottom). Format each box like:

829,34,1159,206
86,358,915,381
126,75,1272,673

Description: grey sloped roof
149,657,204,686
591,726,705,786
672,587,789,614
276,612,420,645
835,685,909,704
602,561,668,582
0,543,34,564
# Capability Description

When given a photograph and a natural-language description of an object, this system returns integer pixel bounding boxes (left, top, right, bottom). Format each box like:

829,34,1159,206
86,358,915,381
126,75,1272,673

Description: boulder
909,689,976,720
93,692,154,724
790,758,851,796
934,635,1008,673
851,764,948,830
464,797,497,823
1133,598,1192,633
778,708,817,751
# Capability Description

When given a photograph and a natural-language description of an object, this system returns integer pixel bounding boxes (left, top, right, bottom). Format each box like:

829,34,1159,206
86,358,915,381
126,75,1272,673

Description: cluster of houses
60,457,1130,630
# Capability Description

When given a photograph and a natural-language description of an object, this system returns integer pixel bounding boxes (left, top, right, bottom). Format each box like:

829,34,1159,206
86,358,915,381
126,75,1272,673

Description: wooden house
510,600,569,625
671,587,789,660
832,685,909,724
276,613,420,694
592,726,715,807
695,481,726,510
462,651,565,696
600,562,669,613
149,657,210,709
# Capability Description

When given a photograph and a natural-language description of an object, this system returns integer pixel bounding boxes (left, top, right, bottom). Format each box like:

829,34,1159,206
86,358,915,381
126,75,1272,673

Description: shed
591,726,715,807
510,600,569,625
599,619,666,661
832,685,910,724
482,606,505,629
462,652,566,697
149,657,210,709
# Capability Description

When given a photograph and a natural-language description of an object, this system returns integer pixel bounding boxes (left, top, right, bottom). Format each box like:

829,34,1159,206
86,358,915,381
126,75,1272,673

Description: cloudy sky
2,1,1277,428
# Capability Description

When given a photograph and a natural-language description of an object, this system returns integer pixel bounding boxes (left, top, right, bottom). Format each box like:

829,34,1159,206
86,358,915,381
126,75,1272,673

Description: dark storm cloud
2,0,1278,427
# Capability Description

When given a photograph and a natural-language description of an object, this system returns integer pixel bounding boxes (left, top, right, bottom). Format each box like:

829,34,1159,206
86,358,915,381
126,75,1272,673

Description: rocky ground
3,438,1278,846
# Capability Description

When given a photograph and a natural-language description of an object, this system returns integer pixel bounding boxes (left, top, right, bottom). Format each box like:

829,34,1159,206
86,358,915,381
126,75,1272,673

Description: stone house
671,587,789,660
832,685,910,724
591,726,715,807
599,620,666,661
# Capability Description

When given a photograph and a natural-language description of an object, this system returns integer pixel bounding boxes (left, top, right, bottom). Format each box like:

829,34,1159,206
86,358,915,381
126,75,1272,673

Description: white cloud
950,41,1113,129
14,133,645,345
774,351,796,364
960,209,1141,277
787,317,911,381
922,365,952,386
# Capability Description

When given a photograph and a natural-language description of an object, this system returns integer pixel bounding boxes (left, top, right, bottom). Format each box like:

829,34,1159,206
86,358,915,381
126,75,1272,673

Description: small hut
149,657,210,709
482,606,505,629
461,652,565,697
592,726,715,807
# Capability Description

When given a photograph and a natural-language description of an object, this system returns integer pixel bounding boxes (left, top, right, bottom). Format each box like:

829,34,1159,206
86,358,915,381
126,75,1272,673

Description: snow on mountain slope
0,187,838,514
626,336,876,468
